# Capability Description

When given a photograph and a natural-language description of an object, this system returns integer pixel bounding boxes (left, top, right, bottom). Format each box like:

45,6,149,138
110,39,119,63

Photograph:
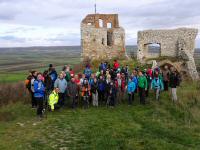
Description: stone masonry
81,14,125,60
137,28,199,80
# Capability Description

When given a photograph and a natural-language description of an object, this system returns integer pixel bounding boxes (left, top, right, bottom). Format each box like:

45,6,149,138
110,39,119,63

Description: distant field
0,46,199,82
0,46,81,82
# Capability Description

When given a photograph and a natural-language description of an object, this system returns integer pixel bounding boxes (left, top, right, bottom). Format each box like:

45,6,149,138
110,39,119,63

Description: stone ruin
81,14,126,60
137,28,199,80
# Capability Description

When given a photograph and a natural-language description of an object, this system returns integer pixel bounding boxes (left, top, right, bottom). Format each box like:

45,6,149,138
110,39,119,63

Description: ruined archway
137,28,199,80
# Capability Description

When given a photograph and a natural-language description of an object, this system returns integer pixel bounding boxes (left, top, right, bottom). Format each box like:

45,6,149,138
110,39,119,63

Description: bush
0,82,30,106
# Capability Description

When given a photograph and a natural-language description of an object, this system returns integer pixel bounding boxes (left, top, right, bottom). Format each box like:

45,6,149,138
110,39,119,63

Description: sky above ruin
0,0,200,47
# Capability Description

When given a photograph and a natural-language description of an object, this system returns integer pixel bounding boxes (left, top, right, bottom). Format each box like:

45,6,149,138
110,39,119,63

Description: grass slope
0,82,200,150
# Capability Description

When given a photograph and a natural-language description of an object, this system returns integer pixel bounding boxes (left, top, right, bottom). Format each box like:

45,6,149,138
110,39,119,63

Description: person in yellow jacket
48,88,59,111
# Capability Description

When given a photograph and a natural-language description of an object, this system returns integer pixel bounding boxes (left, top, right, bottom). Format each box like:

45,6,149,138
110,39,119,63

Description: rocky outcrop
137,28,199,80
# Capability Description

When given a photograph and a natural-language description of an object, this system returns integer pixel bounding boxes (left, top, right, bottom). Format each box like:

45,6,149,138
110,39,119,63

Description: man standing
138,71,148,105
54,73,67,107
163,65,170,91
169,67,179,103
68,78,79,109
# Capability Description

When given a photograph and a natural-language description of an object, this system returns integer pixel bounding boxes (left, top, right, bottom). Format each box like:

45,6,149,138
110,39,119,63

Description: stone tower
81,14,125,60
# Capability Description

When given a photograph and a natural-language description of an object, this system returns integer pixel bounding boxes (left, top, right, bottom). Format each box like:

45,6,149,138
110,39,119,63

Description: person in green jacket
138,71,148,105
48,88,59,111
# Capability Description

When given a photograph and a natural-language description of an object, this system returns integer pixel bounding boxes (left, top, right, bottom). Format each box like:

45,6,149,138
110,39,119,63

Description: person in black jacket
91,78,99,107
68,77,79,109
108,81,117,107
169,67,179,103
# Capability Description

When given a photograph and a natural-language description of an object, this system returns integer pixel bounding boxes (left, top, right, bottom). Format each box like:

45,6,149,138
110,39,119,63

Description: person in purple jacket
34,73,45,118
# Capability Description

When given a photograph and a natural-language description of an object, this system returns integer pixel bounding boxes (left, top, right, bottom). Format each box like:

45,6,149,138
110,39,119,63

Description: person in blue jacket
132,71,138,95
84,65,92,80
127,78,136,105
151,71,164,101
48,64,58,90
34,73,45,118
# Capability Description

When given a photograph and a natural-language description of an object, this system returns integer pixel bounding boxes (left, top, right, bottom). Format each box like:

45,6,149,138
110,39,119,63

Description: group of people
25,60,181,118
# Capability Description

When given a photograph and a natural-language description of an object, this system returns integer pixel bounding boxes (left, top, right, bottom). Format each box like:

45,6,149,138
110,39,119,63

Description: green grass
0,81,200,150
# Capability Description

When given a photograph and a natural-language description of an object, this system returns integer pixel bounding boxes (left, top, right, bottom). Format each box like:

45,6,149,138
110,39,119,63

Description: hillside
0,58,200,149
0,81,200,150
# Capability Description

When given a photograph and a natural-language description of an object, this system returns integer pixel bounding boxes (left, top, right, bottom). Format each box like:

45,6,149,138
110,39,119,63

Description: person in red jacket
113,60,120,71
70,68,75,78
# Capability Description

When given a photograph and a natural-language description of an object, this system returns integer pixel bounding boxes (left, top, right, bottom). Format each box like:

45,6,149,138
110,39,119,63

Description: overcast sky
0,0,200,47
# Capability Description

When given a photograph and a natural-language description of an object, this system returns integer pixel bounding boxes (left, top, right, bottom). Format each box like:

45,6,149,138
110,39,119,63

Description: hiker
80,74,86,86
31,71,38,108
127,78,136,105
99,62,106,72
54,73,67,107
25,71,34,106
98,75,106,104
138,71,148,105
105,74,112,103
91,78,99,107
125,65,129,83
115,73,122,104
89,73,95,86
113,60,120,71
48,88,59,111
34,73,45,118
84,65,92,80
162,65,170,91
68,77,79,109
48,64,58,90
169,67,179,103
43,70,52,100
64,65,71,82
151,71,164,101
121,73,126,102
110,68,116,80
132,69,138,94
70,68,75,78
81,79,91,109
108,81,117,107
146,68,153,97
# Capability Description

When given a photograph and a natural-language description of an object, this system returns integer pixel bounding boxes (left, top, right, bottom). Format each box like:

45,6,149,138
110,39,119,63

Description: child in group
127,78,136,105
81,79,91,109
151,71,164,101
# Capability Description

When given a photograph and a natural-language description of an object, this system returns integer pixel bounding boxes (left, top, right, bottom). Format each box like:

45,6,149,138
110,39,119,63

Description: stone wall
81,14,125,60
137,28,199,80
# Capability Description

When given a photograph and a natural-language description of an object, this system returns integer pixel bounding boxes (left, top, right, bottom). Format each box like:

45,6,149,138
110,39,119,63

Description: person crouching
48,88,59,111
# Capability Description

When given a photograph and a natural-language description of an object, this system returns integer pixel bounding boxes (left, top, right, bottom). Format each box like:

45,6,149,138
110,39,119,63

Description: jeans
83,96,89,109
31,91,37,107
58,93,65,107
128,93,133,105
139,87,146,105
35,97,44,117
92,93,98,106
71,96,78,109
155,89,160,100
163,81,169,91
171,88,177,102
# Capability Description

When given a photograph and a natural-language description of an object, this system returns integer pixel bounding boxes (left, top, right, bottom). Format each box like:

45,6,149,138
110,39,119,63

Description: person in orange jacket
81,79,91,109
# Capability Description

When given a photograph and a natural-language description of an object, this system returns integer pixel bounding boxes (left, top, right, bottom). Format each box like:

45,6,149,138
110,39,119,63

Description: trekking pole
43,91,48,119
